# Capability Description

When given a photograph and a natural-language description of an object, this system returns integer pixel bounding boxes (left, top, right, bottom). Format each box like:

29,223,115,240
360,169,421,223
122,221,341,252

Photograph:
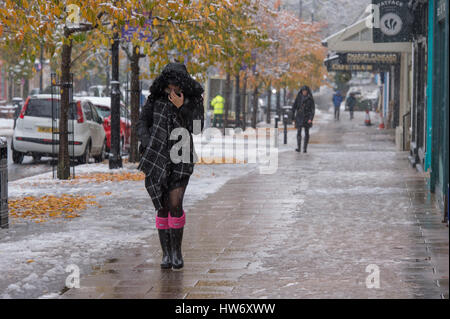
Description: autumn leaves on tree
0,0,326,178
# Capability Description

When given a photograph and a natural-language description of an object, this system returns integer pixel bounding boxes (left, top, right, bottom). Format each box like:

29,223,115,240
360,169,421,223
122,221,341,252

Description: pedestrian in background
137,62,204,270
210,94,224,128
292,85,315,153
346,92,357,120
332,90,343,121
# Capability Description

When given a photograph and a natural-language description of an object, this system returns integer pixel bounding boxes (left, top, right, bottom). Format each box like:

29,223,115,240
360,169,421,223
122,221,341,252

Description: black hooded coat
292,86,315,128
137,63,204,210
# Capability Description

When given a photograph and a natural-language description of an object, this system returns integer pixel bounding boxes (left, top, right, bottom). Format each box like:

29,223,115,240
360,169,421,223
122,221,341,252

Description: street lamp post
109,31,123,169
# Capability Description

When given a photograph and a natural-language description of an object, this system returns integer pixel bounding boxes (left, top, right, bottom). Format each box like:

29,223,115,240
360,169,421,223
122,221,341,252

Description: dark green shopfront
427,0,449,221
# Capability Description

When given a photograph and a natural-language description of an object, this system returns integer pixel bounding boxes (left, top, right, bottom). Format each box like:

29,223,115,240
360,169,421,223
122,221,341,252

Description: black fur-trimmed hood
149,63,204,99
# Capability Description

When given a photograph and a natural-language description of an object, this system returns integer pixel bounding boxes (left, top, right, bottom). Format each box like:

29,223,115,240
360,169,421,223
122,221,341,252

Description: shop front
428,0,449,220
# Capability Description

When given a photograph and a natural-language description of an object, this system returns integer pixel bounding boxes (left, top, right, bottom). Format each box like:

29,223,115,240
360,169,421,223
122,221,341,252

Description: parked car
12,95,106,164
29,88,41,95
88,85,108,97
87,97,131,153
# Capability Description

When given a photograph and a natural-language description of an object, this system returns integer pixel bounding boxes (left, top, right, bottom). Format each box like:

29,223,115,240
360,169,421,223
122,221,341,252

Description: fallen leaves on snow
8,194,100,223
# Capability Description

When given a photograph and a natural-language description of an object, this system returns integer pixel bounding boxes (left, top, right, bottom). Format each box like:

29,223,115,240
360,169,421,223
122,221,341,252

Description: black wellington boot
296,137,301,153
170,228,184,270
158,229,172,269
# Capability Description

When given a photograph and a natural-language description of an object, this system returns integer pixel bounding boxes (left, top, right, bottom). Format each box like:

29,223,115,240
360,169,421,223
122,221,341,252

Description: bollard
274,114,280,147
283,114,288,145
0,137,8,229
274,114,279,129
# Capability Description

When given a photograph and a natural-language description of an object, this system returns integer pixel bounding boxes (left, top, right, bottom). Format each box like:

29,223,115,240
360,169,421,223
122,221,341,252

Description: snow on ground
1,135,274,298
0,118,14,137
0,111,332,299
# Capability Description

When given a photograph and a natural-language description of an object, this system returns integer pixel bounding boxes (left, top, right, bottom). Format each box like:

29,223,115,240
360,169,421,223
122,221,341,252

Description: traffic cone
378,111,384,129
365,110,372,126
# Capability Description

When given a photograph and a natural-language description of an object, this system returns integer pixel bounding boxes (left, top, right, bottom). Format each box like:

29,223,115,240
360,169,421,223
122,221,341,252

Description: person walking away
210,94,224,128
292,86,315,153
332,90,343,121
137,62,204,270
346,92,357,120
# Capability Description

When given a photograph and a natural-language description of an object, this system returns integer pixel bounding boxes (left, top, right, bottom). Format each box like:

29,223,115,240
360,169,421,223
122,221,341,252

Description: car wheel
12,149,24,164
94,140,107,163
78,141,91,165
32,154,42,162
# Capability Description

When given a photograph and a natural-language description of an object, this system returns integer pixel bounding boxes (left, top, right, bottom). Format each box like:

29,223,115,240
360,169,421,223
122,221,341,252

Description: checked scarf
138,99,195,210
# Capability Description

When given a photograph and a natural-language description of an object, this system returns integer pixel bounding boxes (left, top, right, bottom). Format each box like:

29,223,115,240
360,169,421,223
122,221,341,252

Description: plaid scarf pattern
138,99,195,210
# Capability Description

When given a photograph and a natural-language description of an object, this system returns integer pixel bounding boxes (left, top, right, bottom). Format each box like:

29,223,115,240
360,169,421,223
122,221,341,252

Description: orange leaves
8,194,100,223
249,4,327,90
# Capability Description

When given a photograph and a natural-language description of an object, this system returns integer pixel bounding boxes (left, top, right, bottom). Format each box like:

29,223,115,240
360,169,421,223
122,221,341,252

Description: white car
12,94,107,164
84,96,131,153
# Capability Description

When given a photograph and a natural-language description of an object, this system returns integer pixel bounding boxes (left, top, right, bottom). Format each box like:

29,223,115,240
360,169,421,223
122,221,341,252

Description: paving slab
61,112,449,299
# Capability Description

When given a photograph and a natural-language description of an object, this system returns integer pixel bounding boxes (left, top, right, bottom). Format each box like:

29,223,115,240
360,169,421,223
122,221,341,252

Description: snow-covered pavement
0,110,332,299
1,160,262,298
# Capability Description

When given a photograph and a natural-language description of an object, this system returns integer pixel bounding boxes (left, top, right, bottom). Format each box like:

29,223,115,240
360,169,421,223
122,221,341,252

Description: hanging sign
372,0,413,43
342,52,400,64
324,52,399,73
328,64,376,72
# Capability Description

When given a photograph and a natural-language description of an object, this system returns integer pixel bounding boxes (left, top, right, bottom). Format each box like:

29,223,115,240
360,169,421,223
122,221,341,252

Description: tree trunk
129,46,140,163
57,36,72,180
266,85,271,124
242,75,247,130
39,44,44,92
105,65,110,96
22,78,29,100
223,71,231,134
252,85,258,129
7,71,13,102
283,88,287,106
276,89,281,117
234,72,241,128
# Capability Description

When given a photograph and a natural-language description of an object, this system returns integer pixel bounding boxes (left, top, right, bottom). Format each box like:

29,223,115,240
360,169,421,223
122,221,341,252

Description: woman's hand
169,90,184,108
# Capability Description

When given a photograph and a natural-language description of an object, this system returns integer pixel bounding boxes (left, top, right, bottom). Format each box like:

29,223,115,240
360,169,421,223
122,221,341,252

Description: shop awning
322,17,412,53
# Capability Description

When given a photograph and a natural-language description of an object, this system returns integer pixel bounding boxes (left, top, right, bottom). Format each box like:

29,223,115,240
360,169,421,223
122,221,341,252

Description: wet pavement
5,136,54,182
61,112,449,299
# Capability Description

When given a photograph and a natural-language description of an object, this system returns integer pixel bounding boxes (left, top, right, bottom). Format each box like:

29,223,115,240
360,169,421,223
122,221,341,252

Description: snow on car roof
78,96,111,107
75,96,126,109
29,95,124,108
29,94,84,102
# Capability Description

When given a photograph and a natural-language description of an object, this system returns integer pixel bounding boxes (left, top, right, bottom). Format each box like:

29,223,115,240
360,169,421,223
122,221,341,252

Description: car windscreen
94,105,111,119
25,99,76,119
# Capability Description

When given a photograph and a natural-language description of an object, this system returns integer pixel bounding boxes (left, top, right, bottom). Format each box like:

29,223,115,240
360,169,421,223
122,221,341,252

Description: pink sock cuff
168,211,186,229
155,216,170,230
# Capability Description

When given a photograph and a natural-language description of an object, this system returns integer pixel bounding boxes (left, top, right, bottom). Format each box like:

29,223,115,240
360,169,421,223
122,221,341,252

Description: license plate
37,126,58,133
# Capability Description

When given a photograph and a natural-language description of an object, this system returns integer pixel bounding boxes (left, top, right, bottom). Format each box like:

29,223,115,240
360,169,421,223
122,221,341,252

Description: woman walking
137,62,204,270
292,85,315,153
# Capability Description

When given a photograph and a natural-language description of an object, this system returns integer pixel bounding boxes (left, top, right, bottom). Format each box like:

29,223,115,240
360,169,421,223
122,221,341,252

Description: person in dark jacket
137,62,204,270
292,85,315,153
332,90,343,121
346,93,357,120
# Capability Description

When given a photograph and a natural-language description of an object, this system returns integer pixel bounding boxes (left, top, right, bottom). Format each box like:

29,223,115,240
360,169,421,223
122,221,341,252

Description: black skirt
144,173,190,195
164,175,190,192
